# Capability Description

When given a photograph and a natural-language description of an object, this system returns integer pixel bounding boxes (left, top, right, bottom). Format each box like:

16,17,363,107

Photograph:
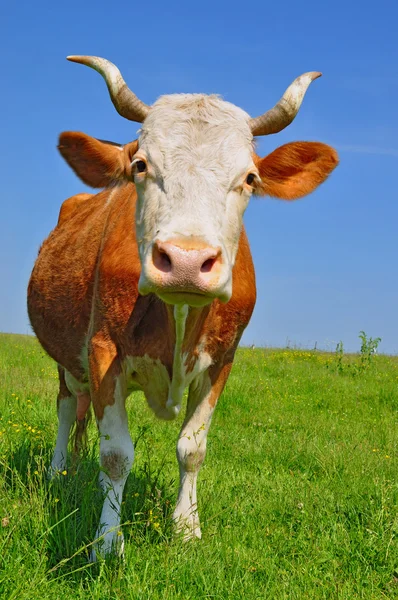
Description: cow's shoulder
57,193,93,226
28,185,138,377
92,185,141,329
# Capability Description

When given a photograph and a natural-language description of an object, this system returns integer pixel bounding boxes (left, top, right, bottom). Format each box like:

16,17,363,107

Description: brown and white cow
27,56,338,559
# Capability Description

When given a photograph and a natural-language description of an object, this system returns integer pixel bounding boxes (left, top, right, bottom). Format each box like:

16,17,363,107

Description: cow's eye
135,160,147,173
246,173,256,186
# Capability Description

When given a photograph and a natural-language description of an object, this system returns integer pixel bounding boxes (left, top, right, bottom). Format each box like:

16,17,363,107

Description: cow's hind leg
49,366,77,476
89,347,134,561
173,363,231,540
50,367,91,477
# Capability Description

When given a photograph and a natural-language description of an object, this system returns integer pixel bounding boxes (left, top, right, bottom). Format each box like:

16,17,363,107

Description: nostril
159,251,172,270
201,257,216,273
200,248,221,274
153,245,172,273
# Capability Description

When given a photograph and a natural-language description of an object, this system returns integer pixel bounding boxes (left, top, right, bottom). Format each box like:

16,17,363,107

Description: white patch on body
124,355,171,419
123,311,212,420
124,351,213,420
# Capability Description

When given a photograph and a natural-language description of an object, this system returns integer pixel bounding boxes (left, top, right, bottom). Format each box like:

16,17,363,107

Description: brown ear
58,131,138,188
255,142,339,200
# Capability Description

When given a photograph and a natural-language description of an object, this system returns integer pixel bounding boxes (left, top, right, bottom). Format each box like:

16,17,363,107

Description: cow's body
27,55,338,559
29,185,255,415
28,183,255,556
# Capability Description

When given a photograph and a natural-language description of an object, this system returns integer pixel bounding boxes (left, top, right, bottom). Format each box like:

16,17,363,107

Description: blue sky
1,0,397,353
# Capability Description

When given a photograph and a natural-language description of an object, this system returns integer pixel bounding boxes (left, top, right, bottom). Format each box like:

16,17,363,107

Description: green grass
1,333,398,599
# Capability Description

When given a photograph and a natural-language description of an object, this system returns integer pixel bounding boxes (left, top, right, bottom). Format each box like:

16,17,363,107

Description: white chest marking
124,305,212,420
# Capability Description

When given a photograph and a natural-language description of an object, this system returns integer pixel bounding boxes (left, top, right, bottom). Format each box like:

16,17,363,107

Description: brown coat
28,184,256,418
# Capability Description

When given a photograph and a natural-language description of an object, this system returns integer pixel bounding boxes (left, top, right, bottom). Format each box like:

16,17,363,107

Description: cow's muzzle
138,238,231,306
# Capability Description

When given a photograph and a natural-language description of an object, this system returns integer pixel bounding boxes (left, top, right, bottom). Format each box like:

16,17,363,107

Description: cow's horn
67,55,150,123
250,72,322,136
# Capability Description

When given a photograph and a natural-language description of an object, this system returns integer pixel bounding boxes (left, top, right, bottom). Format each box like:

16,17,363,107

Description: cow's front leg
173,363,231,540
89,342,134,561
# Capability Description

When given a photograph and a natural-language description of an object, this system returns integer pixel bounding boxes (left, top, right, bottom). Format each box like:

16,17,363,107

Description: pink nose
151,239,223,293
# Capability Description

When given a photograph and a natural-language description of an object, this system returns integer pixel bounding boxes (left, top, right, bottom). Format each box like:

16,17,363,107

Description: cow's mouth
157,290,215,307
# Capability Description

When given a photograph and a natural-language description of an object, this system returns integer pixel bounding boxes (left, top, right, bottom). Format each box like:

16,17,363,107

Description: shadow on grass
0,429,177,581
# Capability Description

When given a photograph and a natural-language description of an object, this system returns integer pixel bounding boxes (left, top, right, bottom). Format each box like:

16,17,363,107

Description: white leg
173,375,215,540
49,395,76,476
91,379,134,561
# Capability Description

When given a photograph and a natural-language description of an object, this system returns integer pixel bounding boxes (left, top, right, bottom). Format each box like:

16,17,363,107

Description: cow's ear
58,131,138,188
254,142,338,200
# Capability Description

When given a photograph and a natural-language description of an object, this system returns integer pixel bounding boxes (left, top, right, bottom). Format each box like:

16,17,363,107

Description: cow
27,56,338,560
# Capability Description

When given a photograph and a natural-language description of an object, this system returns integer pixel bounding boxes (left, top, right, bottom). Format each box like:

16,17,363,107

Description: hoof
173,516,202,541
47,465,66,481
89,531,125,562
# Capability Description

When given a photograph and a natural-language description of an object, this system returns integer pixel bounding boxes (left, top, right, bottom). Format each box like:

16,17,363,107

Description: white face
133,94,258,306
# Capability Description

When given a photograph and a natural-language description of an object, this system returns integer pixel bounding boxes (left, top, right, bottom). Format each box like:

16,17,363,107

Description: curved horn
250,71,322,136
67,55,150,123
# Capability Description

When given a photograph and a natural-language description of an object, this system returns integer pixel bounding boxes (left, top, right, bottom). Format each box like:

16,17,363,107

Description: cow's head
59,56,338,307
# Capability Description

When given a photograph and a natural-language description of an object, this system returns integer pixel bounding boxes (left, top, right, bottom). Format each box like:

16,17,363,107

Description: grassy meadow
0,332,398,599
